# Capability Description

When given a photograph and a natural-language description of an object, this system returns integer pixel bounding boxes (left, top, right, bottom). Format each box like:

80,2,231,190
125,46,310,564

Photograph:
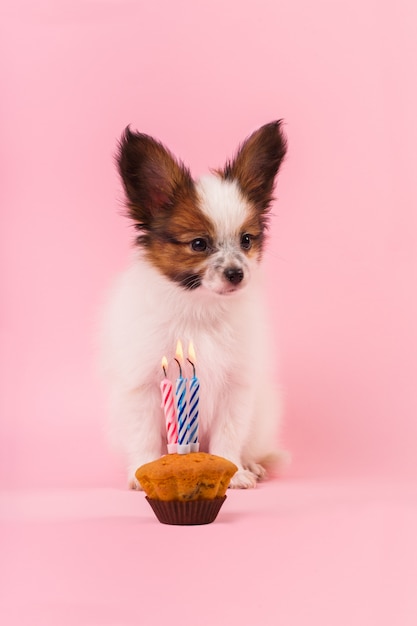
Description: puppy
101,121,287,488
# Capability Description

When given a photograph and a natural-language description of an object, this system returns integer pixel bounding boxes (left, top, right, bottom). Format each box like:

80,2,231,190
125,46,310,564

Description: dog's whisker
264,249,288,262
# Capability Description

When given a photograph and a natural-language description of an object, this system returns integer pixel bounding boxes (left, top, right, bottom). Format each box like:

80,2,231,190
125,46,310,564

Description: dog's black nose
224,267,244,285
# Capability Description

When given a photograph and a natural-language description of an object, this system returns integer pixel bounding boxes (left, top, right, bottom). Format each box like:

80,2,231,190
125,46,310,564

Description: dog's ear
218,121,287,211
117,127,194,227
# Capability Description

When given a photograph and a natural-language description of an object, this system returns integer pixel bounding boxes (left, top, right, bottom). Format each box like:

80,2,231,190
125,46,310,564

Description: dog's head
117,122,287,296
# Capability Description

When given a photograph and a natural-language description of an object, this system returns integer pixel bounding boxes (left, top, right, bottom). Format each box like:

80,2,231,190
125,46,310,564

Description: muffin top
135,452,238,501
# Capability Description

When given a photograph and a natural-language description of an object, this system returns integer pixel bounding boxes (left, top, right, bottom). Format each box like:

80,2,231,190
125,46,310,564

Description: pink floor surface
2,477,417,626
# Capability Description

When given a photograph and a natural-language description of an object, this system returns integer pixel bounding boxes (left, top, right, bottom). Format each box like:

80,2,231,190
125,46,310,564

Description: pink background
1,1,416,624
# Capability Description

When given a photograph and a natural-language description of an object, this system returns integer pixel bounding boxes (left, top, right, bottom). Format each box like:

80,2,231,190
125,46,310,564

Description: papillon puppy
101,121,287,488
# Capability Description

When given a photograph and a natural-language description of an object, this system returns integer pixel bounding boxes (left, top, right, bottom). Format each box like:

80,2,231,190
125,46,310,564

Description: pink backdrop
1,1,417,624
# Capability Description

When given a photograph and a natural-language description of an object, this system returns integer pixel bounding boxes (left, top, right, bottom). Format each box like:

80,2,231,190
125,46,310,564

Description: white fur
100,174,283,488
196,177,254,295
197,176,250,237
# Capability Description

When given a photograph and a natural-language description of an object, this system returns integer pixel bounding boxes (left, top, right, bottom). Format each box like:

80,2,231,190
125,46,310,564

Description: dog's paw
128,476,143,490
127,469,143,491
229,469,258,489
245,462,267,480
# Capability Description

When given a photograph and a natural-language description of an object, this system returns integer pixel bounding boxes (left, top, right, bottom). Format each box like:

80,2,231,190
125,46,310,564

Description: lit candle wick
174,358,182,377
187,357,196,378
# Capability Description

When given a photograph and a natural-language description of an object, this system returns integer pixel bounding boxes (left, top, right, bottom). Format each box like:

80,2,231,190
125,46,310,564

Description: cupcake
135,452,238,525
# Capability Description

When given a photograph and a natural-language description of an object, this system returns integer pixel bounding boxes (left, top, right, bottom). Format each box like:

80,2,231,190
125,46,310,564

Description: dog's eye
191,238,208,252
240,234,252,250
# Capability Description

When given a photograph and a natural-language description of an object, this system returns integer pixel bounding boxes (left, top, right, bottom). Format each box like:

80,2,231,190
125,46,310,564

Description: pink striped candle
160,356,177,453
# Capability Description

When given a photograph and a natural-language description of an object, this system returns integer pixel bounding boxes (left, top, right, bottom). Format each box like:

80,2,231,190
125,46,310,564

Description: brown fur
239,213,266,260
144,198,216,287
117,127,217,286
217,120,287,216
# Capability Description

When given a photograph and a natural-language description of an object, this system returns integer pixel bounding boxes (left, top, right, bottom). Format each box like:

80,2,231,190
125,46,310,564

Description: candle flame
175,339,184,362
161,356,168,369
188,341,196,364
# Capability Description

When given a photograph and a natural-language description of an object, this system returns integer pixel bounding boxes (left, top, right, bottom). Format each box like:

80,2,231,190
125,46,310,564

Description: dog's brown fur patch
117,127,216,286
217,121,287,214
240,212,266,260
145,196,216,286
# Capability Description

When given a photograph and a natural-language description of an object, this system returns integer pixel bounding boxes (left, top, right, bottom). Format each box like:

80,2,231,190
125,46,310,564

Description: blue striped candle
175,340,190,454
187,342,200,452
188,376,200,452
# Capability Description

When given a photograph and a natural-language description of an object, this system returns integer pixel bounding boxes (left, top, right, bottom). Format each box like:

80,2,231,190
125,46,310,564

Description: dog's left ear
219,121,287,211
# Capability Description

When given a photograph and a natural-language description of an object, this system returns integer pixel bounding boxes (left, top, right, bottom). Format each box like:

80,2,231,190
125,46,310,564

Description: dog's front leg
110,384,164,489
208,385,258,488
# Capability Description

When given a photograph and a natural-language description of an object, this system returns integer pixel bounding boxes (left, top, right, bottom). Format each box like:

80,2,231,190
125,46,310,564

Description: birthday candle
187,342,200,452
160,356,177,454
175,340,190,454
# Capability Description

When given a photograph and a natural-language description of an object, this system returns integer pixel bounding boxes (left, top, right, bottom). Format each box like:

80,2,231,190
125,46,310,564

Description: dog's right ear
117,127,194,227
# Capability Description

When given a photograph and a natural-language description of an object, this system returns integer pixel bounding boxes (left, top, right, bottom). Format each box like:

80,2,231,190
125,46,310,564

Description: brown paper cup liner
145,496,227,525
